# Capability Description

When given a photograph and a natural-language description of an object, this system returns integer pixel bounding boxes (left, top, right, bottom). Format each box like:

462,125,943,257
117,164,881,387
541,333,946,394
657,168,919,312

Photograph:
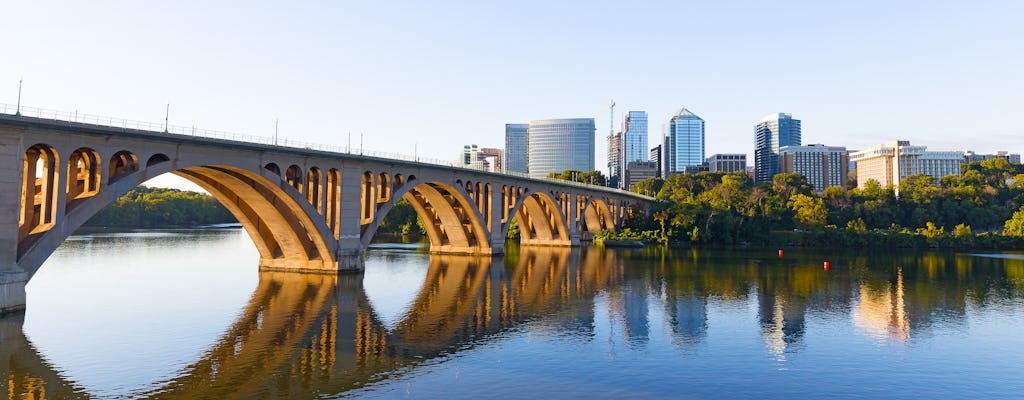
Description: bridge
0,104,651,314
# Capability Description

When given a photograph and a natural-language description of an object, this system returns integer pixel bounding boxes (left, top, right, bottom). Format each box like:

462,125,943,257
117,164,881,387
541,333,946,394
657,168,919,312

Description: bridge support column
337,167,366,272
0,272,27,316
567,193,581,246
487,188,506,254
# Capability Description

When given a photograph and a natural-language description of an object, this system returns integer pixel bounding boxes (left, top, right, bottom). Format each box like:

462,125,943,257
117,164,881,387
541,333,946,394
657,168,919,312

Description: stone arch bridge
0,112,650,314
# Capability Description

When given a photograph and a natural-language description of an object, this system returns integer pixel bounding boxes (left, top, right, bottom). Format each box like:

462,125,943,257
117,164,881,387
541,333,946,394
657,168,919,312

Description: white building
850,140,962,193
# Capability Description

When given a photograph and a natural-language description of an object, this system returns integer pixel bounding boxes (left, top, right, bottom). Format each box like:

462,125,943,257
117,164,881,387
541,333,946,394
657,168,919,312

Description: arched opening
510,192,570,247
264,163,281,176
325,168,341,238
285,165,303,193
107,151,138,184
361,172,375,224
146,153,170,167
19,144,60,253
306,167,323,213
582,199,616,234
362,181,491,254
377,173,390,203
66,148,101,208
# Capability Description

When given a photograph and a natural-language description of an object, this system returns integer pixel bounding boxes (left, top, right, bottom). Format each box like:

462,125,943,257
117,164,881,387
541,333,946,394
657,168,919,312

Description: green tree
1005,206,1024,238
789,194,826,228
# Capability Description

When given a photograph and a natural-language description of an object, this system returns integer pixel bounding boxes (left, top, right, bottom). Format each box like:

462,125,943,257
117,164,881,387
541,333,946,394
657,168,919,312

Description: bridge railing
0,103,649,198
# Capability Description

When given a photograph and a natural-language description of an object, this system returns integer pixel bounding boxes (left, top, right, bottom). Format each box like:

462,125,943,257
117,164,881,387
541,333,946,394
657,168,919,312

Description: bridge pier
336,249,365,273
0,272,27,316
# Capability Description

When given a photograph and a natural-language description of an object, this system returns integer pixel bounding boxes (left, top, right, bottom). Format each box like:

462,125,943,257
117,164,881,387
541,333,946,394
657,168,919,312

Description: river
3,228,1023,399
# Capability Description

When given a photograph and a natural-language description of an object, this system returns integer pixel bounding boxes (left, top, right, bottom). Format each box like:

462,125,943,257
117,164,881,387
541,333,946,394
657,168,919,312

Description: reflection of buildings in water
758,290,808,356
853,268,910,342
664,293,707,348
0,246,626,398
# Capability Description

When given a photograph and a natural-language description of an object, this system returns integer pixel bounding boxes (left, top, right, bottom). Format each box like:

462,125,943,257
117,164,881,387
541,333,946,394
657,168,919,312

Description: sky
3,1,1022,190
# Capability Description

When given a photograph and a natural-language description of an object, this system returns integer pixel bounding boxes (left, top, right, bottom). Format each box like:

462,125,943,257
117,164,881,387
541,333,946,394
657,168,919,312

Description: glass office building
664,107,705,175
623,111,648,164
754,113,801,183
504,123,529,174
527,118,596,178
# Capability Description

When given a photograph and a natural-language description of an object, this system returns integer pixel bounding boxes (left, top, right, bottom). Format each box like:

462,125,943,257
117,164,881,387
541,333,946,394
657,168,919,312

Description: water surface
4,229,1023,399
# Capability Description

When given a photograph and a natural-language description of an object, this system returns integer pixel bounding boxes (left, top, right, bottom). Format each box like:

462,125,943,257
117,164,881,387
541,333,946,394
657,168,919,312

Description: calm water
3,229,1024,399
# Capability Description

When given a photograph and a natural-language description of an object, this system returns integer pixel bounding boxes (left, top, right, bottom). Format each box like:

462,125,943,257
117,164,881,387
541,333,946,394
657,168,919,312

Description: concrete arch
360,180,491,254
581,198,616,233
66,148,101,209
285,164,304,193
15,160,339,279
503,191,572,247
146,153,170,167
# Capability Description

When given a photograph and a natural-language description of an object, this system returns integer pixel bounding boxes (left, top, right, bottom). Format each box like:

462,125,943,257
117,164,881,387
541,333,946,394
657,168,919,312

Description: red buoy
778,249,783,257
824,261,830,270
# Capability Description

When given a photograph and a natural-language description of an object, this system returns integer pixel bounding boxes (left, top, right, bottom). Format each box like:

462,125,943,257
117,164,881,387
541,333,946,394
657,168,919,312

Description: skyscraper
664,107,705,175
621,111,649,188
649,145,662,178
607,131,623,187
778,144,848,192
527,118,596,178
754,113,801,183
504,123,528,174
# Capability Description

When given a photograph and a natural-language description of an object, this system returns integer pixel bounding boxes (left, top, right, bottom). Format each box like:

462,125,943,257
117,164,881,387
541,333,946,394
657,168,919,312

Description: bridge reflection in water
0,246,625,398
3,247,1023,398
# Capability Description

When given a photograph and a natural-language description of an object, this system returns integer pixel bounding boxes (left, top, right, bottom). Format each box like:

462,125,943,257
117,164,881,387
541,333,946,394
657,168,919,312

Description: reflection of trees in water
2,248,1022,397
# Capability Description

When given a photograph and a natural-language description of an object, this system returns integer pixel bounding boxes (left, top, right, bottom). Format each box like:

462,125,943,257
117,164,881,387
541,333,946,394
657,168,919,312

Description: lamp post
16,78,23,116
274,119,279,145
164,103,170,132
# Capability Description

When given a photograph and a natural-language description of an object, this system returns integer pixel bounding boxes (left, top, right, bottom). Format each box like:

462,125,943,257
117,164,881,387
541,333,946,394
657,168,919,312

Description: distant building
684,163,709,174
964,150,1021,164
847,150,859,173
607,131,623,187
460,144,502,172
624,161,658,190
664,107,705,175
706,154,747,173
754,113,801,183
778,144,849,192
649,145,662,178
527,118,595,178
504,124,529,173
850,140,962,193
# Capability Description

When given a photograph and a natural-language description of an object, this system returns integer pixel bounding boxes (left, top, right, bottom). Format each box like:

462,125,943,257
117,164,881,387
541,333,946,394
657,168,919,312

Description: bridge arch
14,155,339,279
580,198,616,233
360,178,491,254
504,191,572,247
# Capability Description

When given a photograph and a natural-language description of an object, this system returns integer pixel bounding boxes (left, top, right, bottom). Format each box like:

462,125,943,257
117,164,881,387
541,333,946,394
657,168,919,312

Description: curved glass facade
527,118,596,178
754,113,801,183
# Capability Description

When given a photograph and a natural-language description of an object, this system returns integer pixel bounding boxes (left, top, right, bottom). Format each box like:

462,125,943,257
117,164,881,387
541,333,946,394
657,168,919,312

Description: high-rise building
664,107,705,175
778,144,849,192
479,147,502,171
527,118,596,179
623,111,648,165
649,145,662,178
754,113,801,183
607,131,623,187
624,161,658,190
706,154,747,173
850,140,962,193
504,124,529,174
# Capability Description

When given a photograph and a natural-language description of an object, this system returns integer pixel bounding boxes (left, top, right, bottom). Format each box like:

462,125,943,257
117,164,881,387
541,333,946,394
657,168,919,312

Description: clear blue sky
3,1,1022,189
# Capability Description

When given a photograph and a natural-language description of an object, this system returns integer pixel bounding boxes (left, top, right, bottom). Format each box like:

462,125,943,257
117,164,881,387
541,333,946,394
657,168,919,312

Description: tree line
85,186,235,228
618,158,1024,248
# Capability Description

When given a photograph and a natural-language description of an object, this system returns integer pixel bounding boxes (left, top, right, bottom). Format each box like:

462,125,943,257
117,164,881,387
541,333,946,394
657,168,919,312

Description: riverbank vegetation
85,186,235,228
617,158,1024,249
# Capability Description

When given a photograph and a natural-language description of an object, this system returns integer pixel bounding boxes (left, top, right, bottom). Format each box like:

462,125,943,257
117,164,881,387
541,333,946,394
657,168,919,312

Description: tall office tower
607,131,623,187
620,111,649,188
778,144,849,192
527,118,596,179
850,140,962,194
649,145,662,178
504,123,529,173
664,107,705,176
754,113,801,183
706,154,747,173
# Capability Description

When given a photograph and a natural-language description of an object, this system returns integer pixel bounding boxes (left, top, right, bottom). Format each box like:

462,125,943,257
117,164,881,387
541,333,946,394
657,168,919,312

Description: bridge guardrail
0,102,651,199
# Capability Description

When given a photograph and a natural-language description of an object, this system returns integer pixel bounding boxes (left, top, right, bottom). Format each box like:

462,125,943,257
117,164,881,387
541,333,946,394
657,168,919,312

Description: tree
789,194,826,228
1005,206,1024,238
547,170,608,186
631,177,664,197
